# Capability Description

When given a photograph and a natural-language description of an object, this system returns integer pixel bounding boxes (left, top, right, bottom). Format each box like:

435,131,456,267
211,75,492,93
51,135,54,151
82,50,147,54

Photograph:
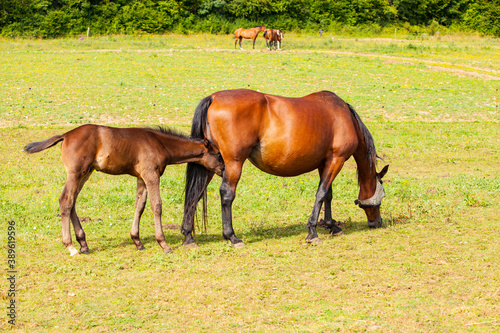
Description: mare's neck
353,149,377,201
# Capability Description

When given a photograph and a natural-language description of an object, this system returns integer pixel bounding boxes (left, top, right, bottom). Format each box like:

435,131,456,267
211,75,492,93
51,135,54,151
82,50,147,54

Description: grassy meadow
1,34,499,331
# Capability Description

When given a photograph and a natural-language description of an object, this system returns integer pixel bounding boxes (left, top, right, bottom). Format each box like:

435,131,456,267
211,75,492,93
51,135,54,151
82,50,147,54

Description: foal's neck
157,133,206,164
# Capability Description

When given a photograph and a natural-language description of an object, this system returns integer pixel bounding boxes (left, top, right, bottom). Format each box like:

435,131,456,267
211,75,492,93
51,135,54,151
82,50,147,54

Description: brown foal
25,124,224,256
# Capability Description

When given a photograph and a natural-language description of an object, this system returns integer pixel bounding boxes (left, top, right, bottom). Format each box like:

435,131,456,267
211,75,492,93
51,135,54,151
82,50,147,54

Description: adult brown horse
24,124,224,256
182,89,389,248
264,29,283,50
234,26,266,49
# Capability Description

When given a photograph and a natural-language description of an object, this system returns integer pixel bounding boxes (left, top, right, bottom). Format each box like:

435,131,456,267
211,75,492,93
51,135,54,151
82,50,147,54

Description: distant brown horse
182,89,389,248
24,124,224,256
234,26,266,49
263,29,283,50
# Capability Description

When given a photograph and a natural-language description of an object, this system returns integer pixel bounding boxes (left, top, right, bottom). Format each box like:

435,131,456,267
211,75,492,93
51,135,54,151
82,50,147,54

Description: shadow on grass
99,215,411,251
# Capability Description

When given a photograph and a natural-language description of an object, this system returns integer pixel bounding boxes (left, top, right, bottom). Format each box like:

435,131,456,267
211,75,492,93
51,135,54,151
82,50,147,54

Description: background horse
264,29,283,50
25,124,224,256
182,89,388,248
234,26,266,49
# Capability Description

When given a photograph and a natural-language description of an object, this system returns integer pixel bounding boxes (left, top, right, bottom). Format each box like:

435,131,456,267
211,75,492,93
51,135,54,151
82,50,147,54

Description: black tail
183,95,214,231
24,135,64,154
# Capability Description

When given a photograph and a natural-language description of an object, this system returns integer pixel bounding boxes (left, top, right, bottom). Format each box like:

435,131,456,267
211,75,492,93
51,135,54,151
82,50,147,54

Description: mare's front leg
220,161,244,247
144,176,172,254
130,178,148,250
322,184,343,236
252,38,256,49
306,158,346,244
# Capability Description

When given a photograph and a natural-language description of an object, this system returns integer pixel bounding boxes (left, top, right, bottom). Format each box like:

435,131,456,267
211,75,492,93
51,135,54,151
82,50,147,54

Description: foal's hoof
306,237,323,245
80,248,90,254
232,241,245,249
137,246,145,251
163,248,173,255
184,242,199,249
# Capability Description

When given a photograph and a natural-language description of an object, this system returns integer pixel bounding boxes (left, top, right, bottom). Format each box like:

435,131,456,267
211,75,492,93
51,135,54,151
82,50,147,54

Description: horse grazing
24,124,224,256
234,26,266,49
264,29,283,50
182,89,389,248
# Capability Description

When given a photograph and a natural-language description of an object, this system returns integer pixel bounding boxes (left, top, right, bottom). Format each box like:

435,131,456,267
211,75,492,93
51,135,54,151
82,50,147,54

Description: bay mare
25,124,224,256
234,26,266,49
182,89,388,248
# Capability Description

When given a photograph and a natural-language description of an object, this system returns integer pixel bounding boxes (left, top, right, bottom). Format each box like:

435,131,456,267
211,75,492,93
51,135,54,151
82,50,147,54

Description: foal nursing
25,124,224,256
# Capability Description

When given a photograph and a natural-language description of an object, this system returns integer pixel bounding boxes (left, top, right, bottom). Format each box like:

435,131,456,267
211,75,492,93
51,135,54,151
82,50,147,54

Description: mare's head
355,165,389,228
200,139,224,176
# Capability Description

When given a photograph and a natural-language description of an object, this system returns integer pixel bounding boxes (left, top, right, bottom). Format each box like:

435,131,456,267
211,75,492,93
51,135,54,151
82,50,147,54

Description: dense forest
0,0,499,37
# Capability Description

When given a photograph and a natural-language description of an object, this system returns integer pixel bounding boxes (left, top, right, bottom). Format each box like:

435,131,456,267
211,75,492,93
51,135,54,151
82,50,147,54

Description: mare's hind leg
219,161,244,247
130,178,148,250
143,176,172,254
69,169,93,254
306,157,346,244
239,37,243,50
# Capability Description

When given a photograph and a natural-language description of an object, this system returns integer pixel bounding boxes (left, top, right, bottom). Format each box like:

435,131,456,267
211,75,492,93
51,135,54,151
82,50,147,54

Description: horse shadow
99,216,409,252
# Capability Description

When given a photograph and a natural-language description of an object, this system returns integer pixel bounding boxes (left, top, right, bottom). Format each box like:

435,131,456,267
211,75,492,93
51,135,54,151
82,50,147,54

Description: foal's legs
130,178,148,250
219,161,244,247
69,170,93,254
60,172,89,256
306,157,346,243
143,176,172,254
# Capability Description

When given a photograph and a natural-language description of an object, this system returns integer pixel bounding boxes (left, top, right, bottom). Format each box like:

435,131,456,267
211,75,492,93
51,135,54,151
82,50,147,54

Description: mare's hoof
306,237,323,245
163,248,173,255
80,248,90,254
232,242,245,249
184,242,199,249
137,246,145,251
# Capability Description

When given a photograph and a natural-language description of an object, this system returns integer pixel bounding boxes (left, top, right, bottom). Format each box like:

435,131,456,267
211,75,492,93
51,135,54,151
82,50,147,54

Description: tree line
0,0,498,37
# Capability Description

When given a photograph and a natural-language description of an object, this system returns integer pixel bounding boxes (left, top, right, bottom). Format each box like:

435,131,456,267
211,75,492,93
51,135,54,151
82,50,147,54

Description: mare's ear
203,139,210,148
379,165,389,179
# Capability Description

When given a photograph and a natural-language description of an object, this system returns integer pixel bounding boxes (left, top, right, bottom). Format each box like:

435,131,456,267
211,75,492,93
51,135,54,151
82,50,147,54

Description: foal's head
200,139,224,176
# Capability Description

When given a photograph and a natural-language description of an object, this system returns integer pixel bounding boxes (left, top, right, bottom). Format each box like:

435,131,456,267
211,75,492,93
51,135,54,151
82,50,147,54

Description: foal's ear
203,139,210,148
379,165,389,179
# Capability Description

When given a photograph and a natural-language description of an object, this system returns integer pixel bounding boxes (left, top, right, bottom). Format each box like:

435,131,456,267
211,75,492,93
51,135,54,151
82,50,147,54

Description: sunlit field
1,34,499,331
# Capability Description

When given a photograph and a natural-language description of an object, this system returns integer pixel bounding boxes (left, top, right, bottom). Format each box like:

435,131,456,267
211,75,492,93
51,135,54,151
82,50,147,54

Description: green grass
0,34,499,331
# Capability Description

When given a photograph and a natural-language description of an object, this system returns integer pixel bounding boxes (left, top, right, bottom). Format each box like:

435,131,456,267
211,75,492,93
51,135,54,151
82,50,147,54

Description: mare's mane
346,104,378,183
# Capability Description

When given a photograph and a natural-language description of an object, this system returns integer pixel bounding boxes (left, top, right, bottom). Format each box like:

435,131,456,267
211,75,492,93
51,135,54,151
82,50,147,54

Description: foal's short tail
183,95,214,231
24,135,64,154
